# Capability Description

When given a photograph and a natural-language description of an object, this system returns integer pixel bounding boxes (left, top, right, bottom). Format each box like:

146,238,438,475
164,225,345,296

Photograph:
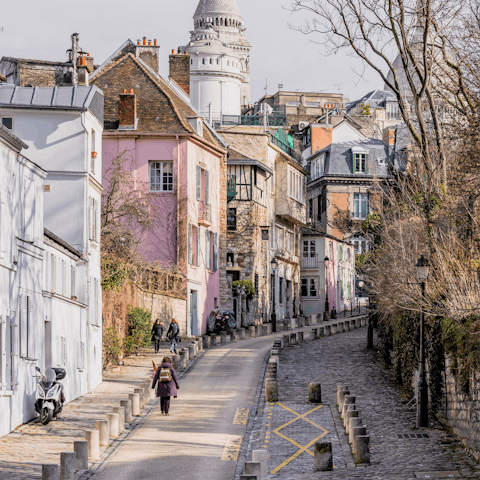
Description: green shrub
233,279,256,296
103,327,122,369
124,307,152,355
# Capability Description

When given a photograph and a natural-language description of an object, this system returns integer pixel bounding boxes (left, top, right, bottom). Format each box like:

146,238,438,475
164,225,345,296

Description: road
95,335,276,480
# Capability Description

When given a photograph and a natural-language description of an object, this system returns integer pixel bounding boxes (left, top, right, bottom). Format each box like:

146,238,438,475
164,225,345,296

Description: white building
0,85,104,393
0,124,47,437
182,0,252,120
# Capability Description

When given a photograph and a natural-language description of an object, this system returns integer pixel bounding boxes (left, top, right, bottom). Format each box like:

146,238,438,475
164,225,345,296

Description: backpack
159,367,172,383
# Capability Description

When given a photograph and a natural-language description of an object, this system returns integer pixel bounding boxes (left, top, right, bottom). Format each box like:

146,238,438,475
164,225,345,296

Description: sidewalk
0,342,180,479
244,328,480,479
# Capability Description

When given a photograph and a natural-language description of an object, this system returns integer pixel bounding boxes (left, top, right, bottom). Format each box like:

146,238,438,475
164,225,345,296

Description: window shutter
51,254,55,292
0,314,4,388
62,260,66,296
196,228,201,267
10,313,19,390
188,224,193,264
352,153,356,173
196,166,201,201
19,294,28,358
366,154,370,174
63,337,67,366
0,192,4,259
89,198,94,240
206,231,210,270
206,170,210,205
27,296,34,359
71,265,76,298
95,199,99,241
213,233,218,272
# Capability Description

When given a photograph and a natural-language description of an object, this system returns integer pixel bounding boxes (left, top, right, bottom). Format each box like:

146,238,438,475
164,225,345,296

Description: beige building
218,125,307,326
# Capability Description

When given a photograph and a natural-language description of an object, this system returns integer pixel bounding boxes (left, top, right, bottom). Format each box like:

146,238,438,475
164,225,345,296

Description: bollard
296,331,304,343
240,476,257,480
220,331,227,344
134,388,145,410
245,461,262,479
342,402,356,422
231,330,237,342
210,333,218,346
324,325,331,336
171,354,180,370
314,442,333,471
74,440,88,471
355,318,361,328
106,413,119,438
96,420,109,446
290,333,297,345
336,385,348,406
344,409,358,432
342,395,356,420
349,418,363,443
262,325,268,336
266,323,272,335
248,326,256,338
318,326,324,338
202,334,211,349
138,383,149,405
60,452,76,480
42,464,59,480
113,406,125,433
338,389,350,413
308,329,316,341
352,426,367,455
188,343,196,358
85,430,100,461
238,329,246,340
350,319,356,330
145,380,155,401
290,318,296,329
362,317,367,327
338,321,345,332
129,393,140,416
309,383,322,403
181,348,190,362
355,435,371,463
265,378,278,402
196,336,203,351
305,316,311,326
283,334,290,347
252,450,267,479
331,324,338,335
344,321,350,332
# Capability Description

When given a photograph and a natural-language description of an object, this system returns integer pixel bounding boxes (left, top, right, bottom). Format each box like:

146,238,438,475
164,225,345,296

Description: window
310,156,323,181
275,225,285,251
286,231,293,253
213,233,218,272
353,152,368,173
202,58,205,65
301,278,318,297
57,336,67,366
303,240,316,258
289,168,305,203
254,274,259,296
206,230,211,270
1,118,13,130
91,129,96,173
150,161,173,192
286,101,301,107
226,252,234,265
19,294,35,360
71,265,76,298
24,178,35,243
306,102,321,107
317,195,322,221
351,236,371,254
89,198,99,241
387,102,401,120
196,166,209,203
227,208,237,231
279,278,284,304
209,58,212,64
353,193,369,219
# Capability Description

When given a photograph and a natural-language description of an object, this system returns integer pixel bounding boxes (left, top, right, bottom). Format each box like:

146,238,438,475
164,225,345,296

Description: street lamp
271,257,278,332
415,254,430,428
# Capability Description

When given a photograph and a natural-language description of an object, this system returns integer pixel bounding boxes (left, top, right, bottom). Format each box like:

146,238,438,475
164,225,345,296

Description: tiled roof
194,0,242,16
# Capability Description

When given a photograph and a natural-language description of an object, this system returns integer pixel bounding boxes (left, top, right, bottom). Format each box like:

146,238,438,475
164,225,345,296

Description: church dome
194,0,242,17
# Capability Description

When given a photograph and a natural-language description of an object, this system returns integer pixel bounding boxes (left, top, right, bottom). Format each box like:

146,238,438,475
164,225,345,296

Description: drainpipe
208,102,213,127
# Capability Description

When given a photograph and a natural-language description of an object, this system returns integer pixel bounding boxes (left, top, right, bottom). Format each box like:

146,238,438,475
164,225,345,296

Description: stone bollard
305,316,311,327
178,354,186,370
120,400,132,424
337,385,348,406
85,430,100,461
296,331,304,343
283,334,290,347
290,333,297,345
266,323,272,335
355,436,371,463
60,452,76,480
248,326,256,338
355,318,361,328
113,406,125,433
308,329,316,341
42,464,59,480
238,329,246,340
350,319,356,330
180,348,189,362
171,354,180,370
338,389,350,414
252,450,267,479
290,318,296,329
324,325,331,336
138,383,149,405
196,336,203,351
362,317,367,327
261,325,268,336
345,408,358,432
309,383,322,403
245,461,262,479
352,426,367,455
134,388,145,410
219,331,227,344
331,324,338,335
338,322,345,332
349,418,363,443
106,413,119,438
145,380,155,401
202,334,211,349
96,420,109,446
210,333,218,346
344,321,350,332
231,330,237,342
314,442,333,472
188,343,196,358
74,440,88,471
129,393,140,416
265,378,278,402
342,402,356,423
318,326,324,337
342,395,356,420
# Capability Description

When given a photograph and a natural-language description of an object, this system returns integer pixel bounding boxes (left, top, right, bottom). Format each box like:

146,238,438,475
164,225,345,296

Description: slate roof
194,0,242,17
0,74,6,83
301,226,351,245
0,56,69,67
44,228,83,259
347,89,397,113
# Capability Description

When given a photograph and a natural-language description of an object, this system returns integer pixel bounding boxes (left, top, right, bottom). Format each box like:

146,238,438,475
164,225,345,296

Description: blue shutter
197,227,201,267
206,170,210,205
188,224,193,264
196,166,201,201
213,233,218,272
352,153,356,173
206,231,210,270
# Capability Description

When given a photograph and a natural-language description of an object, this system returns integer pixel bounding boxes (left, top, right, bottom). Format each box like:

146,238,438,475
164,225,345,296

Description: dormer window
352,147,369,174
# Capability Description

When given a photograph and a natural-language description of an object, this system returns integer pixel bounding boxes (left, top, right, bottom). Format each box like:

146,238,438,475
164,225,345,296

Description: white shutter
95,199,99,242
62,260,66,296
89,198,94,240
188,224,193,264
0,313,5,388
196,227,201,267
0,192,5,259
71,265,76,298
19,294,28,358
27,296,34,359
52,255,57,293
78,341,85,371
10,313,18,390
63,337,67,366
24,179,35,243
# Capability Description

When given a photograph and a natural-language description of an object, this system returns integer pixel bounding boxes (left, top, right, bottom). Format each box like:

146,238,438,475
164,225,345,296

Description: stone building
219,125,307,325
181,0,252,120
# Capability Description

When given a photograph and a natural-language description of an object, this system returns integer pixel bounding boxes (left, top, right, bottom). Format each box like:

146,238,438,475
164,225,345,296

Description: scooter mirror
35,367,41,372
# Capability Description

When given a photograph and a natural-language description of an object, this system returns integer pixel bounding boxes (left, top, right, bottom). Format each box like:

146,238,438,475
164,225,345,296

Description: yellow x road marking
270,403,329,474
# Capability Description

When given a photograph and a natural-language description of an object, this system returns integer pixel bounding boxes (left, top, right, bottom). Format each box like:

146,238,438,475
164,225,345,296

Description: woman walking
151,356,180,415
166,318,180,355
151,319,164,354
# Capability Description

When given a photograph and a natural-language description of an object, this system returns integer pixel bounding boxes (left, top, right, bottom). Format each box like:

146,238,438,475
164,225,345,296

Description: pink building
91,39,228,335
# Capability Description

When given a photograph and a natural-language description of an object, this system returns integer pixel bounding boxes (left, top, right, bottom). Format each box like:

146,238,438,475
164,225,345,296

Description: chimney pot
143,37,147,46
185,51,188,55
123,89,127,94
154,39,158,46
87,53,91,57
129,88,134,94
172,49,175,55
148,40,152,46
137,39,141,45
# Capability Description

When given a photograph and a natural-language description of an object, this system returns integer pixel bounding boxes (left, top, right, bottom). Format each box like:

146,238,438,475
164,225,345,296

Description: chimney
119,90,137,129
382,126,395,146
311,124,333,152
169,50,191,95
278,84,284,92
85,53,94,72
135,37,160,73
77,56,89,86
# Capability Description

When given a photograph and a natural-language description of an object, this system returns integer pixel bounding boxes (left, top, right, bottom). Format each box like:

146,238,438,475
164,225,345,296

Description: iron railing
269,134,303,163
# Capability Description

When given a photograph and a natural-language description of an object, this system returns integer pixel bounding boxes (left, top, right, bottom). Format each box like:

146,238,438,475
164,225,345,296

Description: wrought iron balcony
301,254,319,270
199,201,212,227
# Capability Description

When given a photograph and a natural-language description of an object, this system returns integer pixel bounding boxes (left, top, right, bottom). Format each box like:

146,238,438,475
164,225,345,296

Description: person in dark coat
151,319,164,353
166,318,180,354
151,356,180,415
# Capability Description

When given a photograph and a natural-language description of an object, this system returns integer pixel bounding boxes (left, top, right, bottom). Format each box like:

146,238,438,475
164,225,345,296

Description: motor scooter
34,366,66,425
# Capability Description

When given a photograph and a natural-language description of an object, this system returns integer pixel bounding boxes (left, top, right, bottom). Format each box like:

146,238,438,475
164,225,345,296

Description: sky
0,0,382,102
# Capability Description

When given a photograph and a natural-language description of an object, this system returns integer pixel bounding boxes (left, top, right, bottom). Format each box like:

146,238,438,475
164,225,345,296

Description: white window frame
301,277,319,298
353,193,369,219
149,161,174,192
351,236,371,255
289,168,305,204
303,240,316,258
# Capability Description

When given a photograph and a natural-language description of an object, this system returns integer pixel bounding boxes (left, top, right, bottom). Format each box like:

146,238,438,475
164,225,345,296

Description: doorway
190,290,198,336
44,320,53,368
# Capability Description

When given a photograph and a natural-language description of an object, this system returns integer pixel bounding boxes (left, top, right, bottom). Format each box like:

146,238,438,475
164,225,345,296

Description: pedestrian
151,356,180,416
166,318,181,355
151,319,164,354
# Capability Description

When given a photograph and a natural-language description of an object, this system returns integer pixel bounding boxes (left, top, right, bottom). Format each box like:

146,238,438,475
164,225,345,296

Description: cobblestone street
246,327,480,479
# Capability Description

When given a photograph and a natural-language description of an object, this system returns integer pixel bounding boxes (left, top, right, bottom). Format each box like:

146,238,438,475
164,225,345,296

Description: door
190,290,198,336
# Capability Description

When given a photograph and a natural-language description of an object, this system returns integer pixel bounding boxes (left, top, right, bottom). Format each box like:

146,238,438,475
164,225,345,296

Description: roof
0,56,70,67
44,228,84,259
347,89,396,112
228,148,274,174
194,0,242,17
301,226,352,245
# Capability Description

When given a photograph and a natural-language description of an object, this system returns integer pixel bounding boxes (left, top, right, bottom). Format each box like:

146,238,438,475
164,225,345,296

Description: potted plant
91,151,98,158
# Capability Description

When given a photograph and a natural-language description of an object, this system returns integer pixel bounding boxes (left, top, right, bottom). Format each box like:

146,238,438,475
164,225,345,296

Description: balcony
276,197,307,225
199,201,212,227
301,255,319,270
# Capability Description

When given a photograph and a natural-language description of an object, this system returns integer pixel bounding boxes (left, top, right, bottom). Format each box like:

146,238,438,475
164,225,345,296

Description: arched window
227,60,230,66
191,59,193,65
209,58,212,64
202,58,205,65
216,18,219,26
220,18,224,26
216,58,220,65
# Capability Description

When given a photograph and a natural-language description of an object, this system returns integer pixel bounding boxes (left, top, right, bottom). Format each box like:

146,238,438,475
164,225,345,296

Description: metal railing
218,114,287,128
301,255,319,270
269,134,302,163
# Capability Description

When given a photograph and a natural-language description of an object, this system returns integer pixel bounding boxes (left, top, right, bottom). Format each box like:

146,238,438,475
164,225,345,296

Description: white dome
195,0,242,17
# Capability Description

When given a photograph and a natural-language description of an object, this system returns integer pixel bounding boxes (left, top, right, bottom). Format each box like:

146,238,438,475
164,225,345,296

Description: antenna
264,78,268,97
334,83,343,94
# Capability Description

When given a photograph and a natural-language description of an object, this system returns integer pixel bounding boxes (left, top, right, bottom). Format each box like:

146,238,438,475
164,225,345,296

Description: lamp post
415,254,430,428
271,258,278,332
